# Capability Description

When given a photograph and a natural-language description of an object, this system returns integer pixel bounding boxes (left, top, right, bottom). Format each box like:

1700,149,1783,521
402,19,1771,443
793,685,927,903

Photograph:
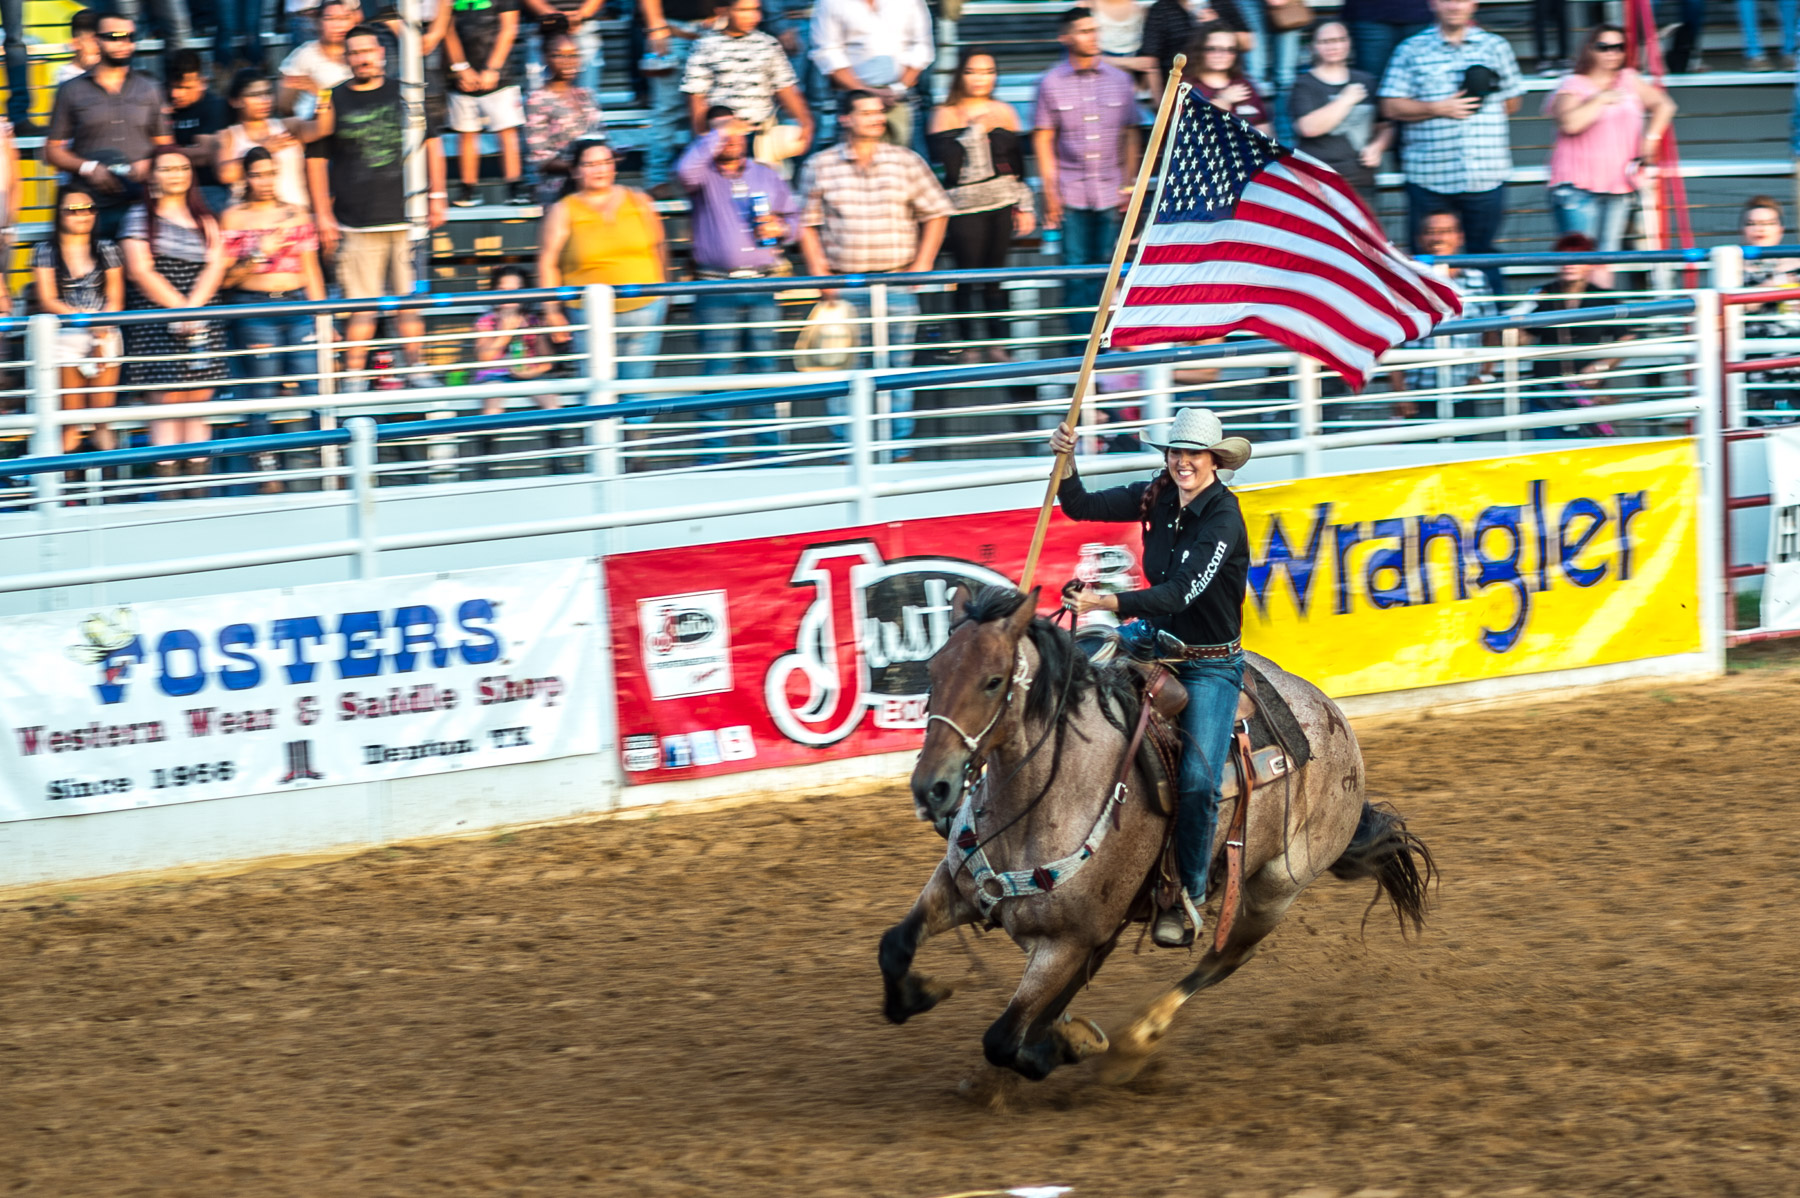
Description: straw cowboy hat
754,123,808,168
1140,407,1253,471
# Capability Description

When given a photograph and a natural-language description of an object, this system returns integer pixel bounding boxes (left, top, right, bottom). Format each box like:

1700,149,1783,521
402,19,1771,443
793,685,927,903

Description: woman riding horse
1051,407,1252,949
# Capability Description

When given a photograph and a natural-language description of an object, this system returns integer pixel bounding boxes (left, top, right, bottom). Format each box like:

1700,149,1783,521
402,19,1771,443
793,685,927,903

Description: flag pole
1019,57,1188,594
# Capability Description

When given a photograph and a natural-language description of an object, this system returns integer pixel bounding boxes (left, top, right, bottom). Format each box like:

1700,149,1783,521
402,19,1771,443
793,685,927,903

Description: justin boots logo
762,542,1013,746
280,740,323,784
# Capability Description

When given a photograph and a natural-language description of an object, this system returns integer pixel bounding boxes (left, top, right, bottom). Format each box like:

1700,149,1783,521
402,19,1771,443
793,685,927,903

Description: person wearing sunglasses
45,15,175,241
217,68,335,211
1545,24,1675,251
33,186,126,453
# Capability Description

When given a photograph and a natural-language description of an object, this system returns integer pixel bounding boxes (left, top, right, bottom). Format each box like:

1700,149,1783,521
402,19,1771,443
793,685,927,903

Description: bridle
924,640,1033,795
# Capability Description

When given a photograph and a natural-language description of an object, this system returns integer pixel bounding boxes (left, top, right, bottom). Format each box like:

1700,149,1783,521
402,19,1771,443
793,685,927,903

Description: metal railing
0,289,1719,596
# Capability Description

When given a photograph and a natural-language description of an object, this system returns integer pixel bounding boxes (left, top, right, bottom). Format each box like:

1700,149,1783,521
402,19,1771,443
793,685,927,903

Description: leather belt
697,269,774,279
1176,639,1241,661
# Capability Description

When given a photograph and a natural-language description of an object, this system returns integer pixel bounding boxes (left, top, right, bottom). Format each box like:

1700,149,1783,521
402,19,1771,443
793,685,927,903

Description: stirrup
1151,891,1202,949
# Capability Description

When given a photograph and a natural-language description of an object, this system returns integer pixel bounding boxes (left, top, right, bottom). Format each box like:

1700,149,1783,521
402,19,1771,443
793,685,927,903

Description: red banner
605,506,1146,783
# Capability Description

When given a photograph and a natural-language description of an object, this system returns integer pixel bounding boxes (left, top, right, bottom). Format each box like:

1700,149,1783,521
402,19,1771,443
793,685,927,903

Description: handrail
0,297,1702,478
24,261,1720,331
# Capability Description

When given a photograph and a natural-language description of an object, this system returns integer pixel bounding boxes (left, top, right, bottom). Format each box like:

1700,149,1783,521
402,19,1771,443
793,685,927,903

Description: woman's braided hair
1137,467,1172,533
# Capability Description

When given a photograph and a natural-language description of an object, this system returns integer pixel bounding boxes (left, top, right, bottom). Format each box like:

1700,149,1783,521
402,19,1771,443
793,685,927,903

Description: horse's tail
1327,801,1437,938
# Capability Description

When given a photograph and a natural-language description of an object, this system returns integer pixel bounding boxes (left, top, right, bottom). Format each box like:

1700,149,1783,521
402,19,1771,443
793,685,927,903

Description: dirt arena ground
4,660,1799,1198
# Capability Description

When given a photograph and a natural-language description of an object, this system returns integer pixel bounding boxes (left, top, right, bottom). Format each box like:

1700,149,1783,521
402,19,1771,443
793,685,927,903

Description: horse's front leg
983,936,1113,1081
879,861,978,1024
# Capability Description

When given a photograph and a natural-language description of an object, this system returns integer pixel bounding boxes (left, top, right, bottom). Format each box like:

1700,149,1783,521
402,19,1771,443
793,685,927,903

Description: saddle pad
1244,659,1312,770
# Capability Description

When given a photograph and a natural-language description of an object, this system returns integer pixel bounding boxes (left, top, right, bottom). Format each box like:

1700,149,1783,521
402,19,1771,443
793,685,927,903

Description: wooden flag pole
1018,55,1188,594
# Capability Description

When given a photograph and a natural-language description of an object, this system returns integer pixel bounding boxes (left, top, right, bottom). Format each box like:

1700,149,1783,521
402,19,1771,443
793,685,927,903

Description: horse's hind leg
1097,887,1298,1084
879,861,978,1024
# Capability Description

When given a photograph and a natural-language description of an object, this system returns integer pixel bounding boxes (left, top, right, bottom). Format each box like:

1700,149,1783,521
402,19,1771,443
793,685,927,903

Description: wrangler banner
606,440,1701,784
1238,439,1702,695
0,560,602,821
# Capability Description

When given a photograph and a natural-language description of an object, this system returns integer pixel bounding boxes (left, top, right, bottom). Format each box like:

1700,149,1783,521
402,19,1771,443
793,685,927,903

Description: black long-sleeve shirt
1057,468,1249,646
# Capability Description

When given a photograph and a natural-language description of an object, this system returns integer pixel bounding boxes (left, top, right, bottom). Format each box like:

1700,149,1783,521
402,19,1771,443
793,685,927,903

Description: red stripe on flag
1242,179,1461,315
1149,190,1456,320
1116,282,1391,355
1132,240,1434,336
1282,155,1389,241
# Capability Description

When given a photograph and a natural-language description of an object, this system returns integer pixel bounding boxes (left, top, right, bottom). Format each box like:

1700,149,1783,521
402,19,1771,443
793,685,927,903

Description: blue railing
0,295,1700,479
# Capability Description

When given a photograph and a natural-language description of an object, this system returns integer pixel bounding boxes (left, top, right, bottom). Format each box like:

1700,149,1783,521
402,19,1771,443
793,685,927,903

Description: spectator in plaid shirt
796,90,951,449
1379,0,1522,284
1389,211,1497,412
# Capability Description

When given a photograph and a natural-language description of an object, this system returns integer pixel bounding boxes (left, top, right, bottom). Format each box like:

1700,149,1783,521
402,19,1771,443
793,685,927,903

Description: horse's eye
985,676,1004,692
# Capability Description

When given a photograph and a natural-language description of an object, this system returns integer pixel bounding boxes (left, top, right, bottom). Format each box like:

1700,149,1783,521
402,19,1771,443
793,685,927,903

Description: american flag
1106,88,1462,389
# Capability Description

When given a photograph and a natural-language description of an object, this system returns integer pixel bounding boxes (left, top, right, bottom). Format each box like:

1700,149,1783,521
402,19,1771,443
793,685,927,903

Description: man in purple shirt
677,109,800,455
1033,7,1139,336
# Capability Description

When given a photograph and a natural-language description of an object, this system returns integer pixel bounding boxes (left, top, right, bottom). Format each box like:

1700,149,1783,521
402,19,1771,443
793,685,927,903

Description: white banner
1762,427,1800,631
0,560,601,822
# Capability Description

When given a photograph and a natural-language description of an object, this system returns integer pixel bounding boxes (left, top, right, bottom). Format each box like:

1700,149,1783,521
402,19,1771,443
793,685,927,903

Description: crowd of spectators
2,0,1798,473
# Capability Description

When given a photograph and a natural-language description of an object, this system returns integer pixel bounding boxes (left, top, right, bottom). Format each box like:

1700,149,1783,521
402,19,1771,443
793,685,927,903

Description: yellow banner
1238,440,1702,697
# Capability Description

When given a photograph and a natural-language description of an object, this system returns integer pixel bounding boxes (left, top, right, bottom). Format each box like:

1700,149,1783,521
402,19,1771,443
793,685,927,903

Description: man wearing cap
1051,408,1253,949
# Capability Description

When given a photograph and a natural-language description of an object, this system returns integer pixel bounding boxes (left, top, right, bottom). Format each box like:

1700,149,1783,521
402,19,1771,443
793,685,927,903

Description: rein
930,620,1154,917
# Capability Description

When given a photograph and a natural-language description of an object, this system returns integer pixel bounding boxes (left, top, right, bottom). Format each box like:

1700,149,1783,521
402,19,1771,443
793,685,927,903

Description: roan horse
879,584,1434,1083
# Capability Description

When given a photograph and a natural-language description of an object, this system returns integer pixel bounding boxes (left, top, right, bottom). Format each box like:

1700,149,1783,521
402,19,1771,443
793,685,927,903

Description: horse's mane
955,585,1135,740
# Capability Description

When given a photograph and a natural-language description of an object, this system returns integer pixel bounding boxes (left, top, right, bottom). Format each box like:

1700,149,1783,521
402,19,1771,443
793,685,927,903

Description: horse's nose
928,778,952,808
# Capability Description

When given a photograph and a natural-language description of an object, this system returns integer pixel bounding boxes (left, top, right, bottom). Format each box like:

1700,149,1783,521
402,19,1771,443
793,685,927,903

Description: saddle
1092,632,1312,948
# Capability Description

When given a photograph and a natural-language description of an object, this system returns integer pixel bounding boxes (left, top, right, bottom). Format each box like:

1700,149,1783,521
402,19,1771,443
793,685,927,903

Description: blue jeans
1348,19,1430,82
1174,655,1245,902
694,289,780,454
213,0,264,68
1740,0,1798,59
645,32,697,187
1239,0,1299,136
1,0,27,124
1548,183,1632,251
1060,205,1122,337
1118,620,1243,901
615,296,669,389
235,308,318,402
828,286,920,445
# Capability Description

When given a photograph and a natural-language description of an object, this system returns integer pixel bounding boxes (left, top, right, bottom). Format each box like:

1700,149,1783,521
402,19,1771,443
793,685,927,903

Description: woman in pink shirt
1545,25,1676,251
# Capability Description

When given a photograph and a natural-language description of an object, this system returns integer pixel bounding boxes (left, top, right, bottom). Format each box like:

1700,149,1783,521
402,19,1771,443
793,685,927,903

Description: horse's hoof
884,973,954,1024
1053,1013,1109,1063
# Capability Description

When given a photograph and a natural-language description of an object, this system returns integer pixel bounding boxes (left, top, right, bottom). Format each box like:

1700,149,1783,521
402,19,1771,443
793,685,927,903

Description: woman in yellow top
538,139,669,391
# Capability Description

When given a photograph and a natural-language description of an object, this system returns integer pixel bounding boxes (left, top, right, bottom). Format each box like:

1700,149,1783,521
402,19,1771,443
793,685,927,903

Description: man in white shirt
809,0,932,145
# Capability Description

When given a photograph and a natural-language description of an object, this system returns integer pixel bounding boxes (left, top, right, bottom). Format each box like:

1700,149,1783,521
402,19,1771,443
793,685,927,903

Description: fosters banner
0,561,601,821
608,441,1701,784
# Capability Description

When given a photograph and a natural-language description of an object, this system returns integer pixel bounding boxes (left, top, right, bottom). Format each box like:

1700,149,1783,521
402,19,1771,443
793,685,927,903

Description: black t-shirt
305,78,407,228
449,0,519,91
171,90,231,190
1288,69,1379,193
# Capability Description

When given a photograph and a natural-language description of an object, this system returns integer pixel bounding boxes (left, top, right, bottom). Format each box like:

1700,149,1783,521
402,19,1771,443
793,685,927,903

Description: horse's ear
1007,587,1041,635
945,585,963,619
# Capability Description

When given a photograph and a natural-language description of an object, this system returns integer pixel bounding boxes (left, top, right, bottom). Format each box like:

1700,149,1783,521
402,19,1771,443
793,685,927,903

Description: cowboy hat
754,123,808,167
1140,407,1253,471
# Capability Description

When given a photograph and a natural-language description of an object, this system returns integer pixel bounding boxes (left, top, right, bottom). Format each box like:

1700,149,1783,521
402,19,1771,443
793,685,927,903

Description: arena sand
2,664,1798,1197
